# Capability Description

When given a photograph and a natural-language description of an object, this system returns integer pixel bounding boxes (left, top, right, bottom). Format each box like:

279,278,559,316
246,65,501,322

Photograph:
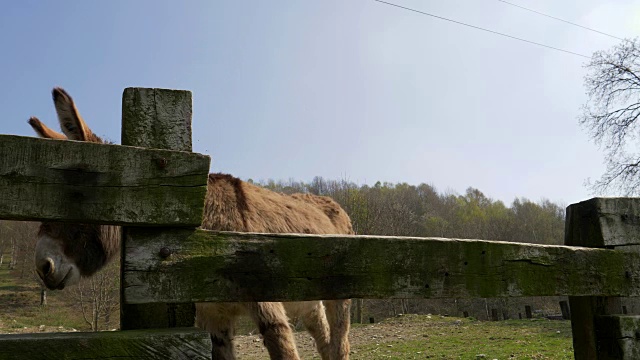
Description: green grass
0,260,88,332
0,264,16,288
349,315,573,360
18,305,87,329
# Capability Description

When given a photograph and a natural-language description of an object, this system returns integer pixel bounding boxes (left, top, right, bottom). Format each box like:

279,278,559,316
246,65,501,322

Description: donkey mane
207,173,250,229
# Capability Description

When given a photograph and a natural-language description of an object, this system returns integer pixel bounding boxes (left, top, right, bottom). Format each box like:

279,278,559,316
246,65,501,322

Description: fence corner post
120,87,197,330
565,198,640,359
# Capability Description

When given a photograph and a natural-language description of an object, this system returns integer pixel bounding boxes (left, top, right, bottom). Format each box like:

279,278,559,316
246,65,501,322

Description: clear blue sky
1,0,638,206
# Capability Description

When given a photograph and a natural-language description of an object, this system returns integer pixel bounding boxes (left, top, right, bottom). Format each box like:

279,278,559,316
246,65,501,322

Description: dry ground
234,314,573,359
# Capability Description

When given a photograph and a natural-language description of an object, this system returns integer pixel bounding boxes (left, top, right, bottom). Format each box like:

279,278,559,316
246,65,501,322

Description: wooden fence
0,87,638,359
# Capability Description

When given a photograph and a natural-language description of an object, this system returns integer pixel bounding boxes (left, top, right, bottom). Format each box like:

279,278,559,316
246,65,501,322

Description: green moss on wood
122,88,193,152
122,229,640,304
566,197,640,247
0,328,211,360
120,87,199,331
0,134,209,225
595,316,640,359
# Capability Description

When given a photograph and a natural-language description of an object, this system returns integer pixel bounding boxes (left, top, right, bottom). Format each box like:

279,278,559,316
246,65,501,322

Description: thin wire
496,0,624,41
371,0,590,59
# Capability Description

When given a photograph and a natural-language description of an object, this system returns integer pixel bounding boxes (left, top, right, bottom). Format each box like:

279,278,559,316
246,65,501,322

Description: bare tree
65,259,120,331
9,236,17,270
0,222,9,267
11,222,39,278
0,221,40,275
0,221,18,269
580,38,640,194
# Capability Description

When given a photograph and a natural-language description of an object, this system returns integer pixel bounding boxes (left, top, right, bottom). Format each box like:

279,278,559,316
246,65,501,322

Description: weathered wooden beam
566,198,640,360
595,315,640,360
122,87,193,152
565,197,640,248
120,87,198,330
0,134,209,225
122,229,640,304
0,328,212,360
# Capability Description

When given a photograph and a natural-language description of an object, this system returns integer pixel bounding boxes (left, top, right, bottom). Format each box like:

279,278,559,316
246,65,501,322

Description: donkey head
29,88,119,290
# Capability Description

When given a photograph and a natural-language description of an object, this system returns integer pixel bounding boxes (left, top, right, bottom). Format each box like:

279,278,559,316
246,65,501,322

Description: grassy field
1,262,574,359
0,263,87,333
361,315,573,359
233,315,573,359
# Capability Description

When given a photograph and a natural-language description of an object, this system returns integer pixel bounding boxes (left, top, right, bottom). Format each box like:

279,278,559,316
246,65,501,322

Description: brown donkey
30,87,353,360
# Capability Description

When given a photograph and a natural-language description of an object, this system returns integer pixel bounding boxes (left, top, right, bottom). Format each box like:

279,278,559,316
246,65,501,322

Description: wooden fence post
565,198,640,359
560,301,571,320
120,88,196,330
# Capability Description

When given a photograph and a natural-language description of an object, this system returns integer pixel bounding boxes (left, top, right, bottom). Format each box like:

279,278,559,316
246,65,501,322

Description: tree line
0,177,568,329
255,177,566,245
256,177,568,322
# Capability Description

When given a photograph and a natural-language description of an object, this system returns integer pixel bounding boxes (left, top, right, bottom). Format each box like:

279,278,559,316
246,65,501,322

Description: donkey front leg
246,302,300,360
195,302,238,360
325,299,352,360
285,301,331,360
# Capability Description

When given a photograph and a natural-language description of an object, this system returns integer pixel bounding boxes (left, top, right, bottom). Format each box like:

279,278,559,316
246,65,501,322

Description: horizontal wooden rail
123,229,640,304
0,328,212,360
0,135,209,226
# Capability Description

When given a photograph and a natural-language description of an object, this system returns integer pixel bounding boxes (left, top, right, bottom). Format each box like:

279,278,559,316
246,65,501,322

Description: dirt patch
233,314,573,359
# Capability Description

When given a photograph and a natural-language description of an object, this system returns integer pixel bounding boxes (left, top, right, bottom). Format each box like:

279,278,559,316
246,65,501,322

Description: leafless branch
581,38,640,194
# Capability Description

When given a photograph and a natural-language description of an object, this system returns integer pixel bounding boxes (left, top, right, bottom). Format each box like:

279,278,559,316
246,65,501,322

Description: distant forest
255,177,570,321
254,177,566,245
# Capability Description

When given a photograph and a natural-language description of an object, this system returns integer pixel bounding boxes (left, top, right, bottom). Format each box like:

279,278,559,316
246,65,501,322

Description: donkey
29,87,353,360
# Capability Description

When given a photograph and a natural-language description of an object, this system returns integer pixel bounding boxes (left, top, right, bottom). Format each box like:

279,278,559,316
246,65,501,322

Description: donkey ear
28,117,67,140
52,87,97,142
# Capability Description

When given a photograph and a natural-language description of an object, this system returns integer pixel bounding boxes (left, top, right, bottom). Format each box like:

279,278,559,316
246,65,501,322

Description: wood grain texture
120,87,198,330
566,197,637,359
0,328,211,360
566,197,640,248
122,88,193,152
0,135,209,225
596,315,640,360
122,229,640,304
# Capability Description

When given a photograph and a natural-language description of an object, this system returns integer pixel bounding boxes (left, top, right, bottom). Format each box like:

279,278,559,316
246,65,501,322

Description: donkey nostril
42,262,50,276
42,258,54,277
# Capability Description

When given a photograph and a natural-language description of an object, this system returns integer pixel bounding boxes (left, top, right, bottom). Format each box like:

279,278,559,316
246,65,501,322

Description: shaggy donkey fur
30,87,353,360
